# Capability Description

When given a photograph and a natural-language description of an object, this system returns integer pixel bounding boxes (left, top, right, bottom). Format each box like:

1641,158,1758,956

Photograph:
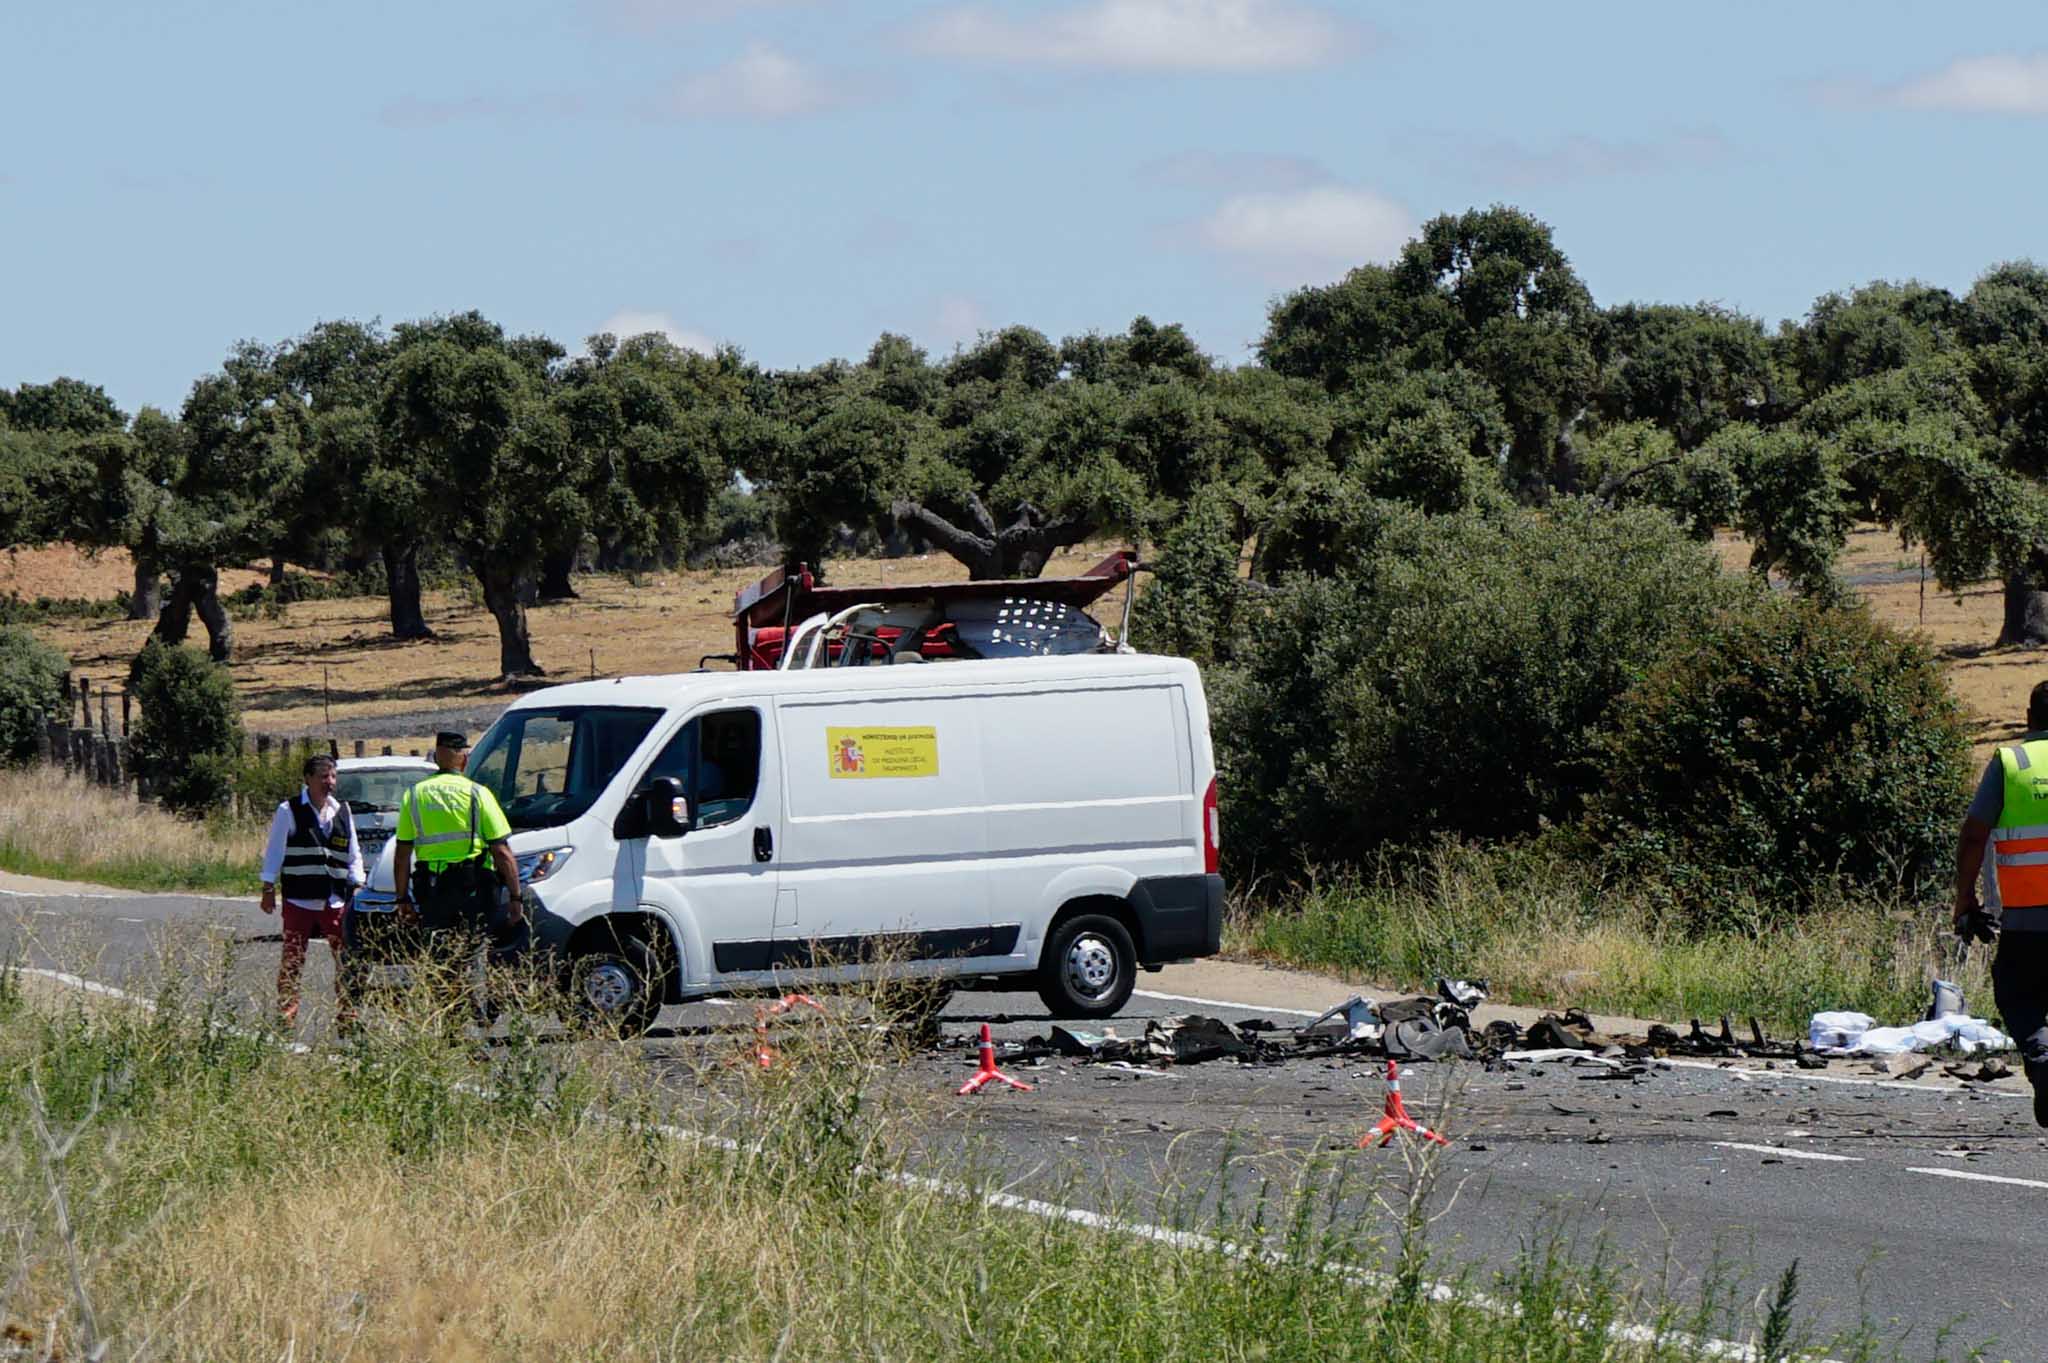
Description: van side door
630,703,786,985
769,691,995,979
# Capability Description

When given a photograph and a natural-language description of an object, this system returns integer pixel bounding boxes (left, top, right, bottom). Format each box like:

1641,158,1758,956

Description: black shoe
2034,1080,2048,1129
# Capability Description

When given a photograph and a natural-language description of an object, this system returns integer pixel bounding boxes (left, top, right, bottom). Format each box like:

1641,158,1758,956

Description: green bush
126,639,244,815
0,626,66,764
234,745,308,813
1583,596,1970,909
0,594,126,625
1214,499,1748,873
223,568,385,620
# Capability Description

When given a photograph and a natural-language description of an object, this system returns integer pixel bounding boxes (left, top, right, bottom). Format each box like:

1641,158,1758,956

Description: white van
357,654,1224,1033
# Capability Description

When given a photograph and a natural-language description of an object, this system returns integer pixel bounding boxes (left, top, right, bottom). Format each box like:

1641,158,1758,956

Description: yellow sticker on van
827,726,939,779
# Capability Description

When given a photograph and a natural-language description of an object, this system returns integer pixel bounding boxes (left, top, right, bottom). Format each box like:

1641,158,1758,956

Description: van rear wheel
1037,914,1136,1019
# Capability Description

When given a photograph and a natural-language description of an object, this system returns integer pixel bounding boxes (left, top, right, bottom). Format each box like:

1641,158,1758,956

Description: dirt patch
0,544,270,602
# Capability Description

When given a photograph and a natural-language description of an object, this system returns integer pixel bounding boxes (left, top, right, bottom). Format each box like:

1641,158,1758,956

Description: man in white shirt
259,753,366,1025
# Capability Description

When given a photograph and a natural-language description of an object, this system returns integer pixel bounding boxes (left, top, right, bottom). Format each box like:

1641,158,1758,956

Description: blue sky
7,0,2048,416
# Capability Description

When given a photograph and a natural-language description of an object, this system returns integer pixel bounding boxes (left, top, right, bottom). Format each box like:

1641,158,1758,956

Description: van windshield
467,706,663,832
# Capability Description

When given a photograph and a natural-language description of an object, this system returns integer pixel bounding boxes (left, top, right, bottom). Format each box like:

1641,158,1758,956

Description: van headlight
515,847,573,884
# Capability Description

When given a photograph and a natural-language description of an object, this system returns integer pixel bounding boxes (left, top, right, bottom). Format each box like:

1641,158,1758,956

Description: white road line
1715,1141,1862,1163
32,910,57,917
1907,1167,2048,1190
1132,988,1322,1018
19,967,156,1009
117,917,146,924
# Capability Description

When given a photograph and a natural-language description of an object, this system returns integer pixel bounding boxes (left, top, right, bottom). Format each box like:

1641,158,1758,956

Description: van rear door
770,691,995,976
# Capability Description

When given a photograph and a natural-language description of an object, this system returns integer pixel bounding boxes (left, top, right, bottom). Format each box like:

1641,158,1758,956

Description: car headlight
515,847,573,883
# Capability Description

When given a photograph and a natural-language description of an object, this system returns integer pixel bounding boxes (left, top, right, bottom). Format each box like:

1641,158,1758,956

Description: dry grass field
23,543,1134,747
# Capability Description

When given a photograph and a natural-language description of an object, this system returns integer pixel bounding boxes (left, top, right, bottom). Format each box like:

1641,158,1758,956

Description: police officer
1955,679,2048,1126
391,731,523,990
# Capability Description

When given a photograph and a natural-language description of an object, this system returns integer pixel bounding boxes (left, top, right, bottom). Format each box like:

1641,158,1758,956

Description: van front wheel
568,937,665,1037
1036,914,1136,1019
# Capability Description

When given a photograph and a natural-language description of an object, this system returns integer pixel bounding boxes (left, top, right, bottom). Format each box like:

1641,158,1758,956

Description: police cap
435,730,469,750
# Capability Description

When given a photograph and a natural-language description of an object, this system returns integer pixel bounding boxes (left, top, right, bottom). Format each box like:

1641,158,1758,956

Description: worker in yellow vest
1955,680,2048,1126
392,731,523,994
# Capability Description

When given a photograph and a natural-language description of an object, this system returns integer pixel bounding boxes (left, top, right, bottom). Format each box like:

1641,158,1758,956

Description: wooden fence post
120,688,131,736
54,675,71,766
354,739,366,758
381,744,392,756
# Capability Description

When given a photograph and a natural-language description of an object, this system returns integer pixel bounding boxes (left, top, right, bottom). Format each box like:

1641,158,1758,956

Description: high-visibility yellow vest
1992,739,2048,909
396,772,511,867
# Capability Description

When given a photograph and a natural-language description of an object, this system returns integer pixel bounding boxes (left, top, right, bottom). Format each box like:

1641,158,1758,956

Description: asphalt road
5,883,2042,1358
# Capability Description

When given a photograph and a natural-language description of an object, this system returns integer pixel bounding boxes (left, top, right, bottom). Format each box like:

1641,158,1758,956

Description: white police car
335,756,436,865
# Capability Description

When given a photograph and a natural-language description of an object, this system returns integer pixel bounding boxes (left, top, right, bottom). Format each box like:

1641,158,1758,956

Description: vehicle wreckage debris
977,992,1868,1078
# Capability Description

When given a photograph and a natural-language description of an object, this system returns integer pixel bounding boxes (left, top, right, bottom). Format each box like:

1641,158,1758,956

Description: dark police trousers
415,857,529,972
1991,929,2048,1082
411,858,500,1013
415,856,497,935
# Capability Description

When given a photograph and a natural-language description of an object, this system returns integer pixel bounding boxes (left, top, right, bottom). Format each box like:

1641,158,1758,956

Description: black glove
1958,908,2001,946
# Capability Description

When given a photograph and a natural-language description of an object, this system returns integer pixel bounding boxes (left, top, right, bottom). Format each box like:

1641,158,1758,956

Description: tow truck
726,551,1141,671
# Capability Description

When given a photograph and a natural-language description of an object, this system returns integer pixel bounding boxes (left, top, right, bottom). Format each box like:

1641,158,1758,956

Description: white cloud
592,311,719,355
1135,150,1328,192
906,0,1364,73
651,42,873,120
1883,51,2048,114
1194,185,1412,276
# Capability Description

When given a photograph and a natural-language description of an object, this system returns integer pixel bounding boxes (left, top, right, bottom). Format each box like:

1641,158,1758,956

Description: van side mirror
615,777,689,840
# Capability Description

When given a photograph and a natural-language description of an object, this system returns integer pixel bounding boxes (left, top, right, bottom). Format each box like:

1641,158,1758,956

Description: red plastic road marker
751,993,827,1070
958,1022,1034,1095
1360,1058,1450,1148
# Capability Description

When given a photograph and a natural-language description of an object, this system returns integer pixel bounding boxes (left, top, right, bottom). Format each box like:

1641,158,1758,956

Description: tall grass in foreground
0,766,264,893
1232,842,1984,1034
0,946,1980,1360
